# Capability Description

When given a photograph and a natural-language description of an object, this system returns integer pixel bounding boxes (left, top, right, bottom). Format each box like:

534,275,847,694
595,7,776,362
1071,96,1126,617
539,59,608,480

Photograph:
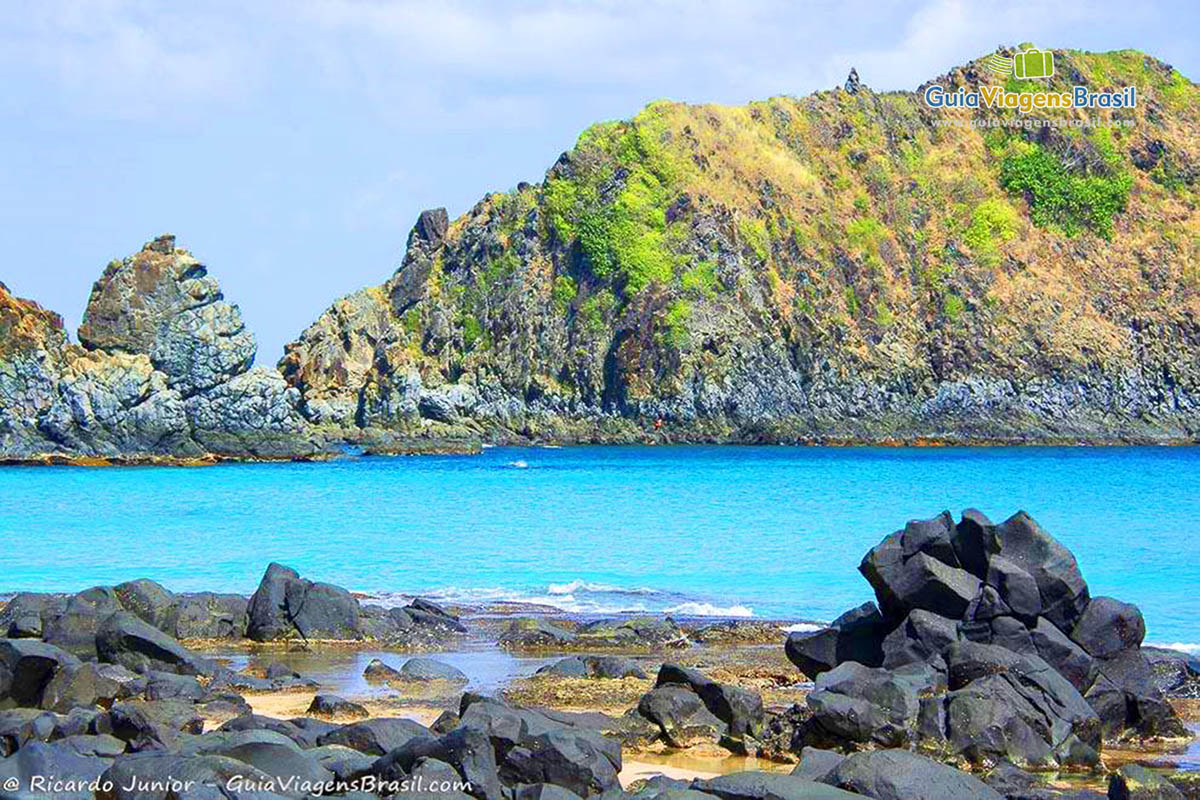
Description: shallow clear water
212,648,558,698
2,445,1198,644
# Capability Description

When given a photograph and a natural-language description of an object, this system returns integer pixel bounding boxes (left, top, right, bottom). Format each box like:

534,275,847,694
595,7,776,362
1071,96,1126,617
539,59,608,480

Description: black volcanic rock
636,684,726,749
0,639,81,708
860,529,981,622
95,612,214,676
245,562,362,642
316,717,431,755
825,749,1003,800
655,663,764,749
786,509,1184,756
1070,596,1146,658
786,603,886,678
988,513,1091,633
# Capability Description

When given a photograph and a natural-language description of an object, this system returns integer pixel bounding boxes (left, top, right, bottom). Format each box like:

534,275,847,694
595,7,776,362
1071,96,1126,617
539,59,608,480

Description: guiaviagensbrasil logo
924,46,1136,114
988,48,1055,80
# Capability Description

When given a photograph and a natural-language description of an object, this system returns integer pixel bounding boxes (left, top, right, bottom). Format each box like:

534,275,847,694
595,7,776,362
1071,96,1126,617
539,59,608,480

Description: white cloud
831,0,1106,92
1,0,255,117
5,0,1185,128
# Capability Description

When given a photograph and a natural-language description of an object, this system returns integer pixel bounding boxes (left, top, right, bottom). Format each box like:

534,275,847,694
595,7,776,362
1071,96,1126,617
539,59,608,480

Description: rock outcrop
0,236,319,461
0,279,192,460
784,509,1187,772
4,50,1200,457
277,49,1200,448
78,235,255,395
618,663,766,755
0,568,462,655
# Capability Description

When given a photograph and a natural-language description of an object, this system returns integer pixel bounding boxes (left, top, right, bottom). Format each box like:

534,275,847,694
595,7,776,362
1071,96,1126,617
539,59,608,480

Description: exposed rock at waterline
245,562,363,643
0,237,319,462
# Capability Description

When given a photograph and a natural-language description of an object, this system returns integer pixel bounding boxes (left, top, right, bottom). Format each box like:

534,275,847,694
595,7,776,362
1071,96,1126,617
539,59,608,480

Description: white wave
364,581,759,619
508,460,529,468
547,579,660,596
555,599,650,615
783,622,826,633
548,580,598,595
369,586,549,608
665,602,754,618
1146,641,1200,655
371,584,654,616
421,586,550,605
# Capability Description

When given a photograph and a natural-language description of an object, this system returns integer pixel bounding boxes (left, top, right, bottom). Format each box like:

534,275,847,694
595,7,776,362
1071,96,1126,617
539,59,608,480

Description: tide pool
1,445,1197,645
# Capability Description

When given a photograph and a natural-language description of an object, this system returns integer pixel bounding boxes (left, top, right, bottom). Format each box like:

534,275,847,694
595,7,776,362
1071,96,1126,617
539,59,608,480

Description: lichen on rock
0,236,316,461
80,234,256,396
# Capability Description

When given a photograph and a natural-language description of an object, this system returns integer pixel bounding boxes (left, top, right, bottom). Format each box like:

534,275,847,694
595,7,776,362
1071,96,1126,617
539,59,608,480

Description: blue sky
2,0,1197,363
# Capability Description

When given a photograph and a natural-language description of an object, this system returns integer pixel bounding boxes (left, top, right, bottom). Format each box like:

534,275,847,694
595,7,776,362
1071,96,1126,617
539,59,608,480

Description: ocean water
2,445,1198,645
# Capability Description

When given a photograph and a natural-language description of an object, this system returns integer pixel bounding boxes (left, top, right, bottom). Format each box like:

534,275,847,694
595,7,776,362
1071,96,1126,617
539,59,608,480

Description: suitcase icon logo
1012,48,1055,79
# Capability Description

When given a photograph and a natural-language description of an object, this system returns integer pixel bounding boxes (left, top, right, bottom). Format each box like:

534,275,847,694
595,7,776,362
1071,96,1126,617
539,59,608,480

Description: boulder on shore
784,509,1186,764
95,612,214,676
536,656,647,680
0,639,81,708
399,657,468,683
823,749,1004,800
245,563,362,642
500,619,577,649
622,664,764,755
306,694,368,719
363,658,404,683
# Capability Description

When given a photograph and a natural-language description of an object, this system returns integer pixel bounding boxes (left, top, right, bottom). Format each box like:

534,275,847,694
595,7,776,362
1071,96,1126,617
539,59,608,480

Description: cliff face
0,236,318,461
279,48,1200,445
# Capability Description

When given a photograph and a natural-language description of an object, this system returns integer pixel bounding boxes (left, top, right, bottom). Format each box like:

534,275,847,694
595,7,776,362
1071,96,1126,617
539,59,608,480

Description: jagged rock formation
0,278,191,459
280,48,1200,447
844,68,861,94
784,509,1186,771
79,235,256,394
0,236,318,461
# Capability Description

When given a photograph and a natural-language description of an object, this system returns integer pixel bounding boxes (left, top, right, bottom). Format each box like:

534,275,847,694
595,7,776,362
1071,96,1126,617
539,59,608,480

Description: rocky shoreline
2,509,1199,798
5,50,1200,462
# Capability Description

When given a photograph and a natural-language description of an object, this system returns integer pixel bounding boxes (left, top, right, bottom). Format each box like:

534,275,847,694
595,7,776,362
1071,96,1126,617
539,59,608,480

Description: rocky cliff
3,47,1200,461
0,235,318,462
280,47,1200,446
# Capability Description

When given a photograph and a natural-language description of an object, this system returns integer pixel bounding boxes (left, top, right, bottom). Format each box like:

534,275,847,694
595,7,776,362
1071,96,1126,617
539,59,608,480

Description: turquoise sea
2,445,1198,646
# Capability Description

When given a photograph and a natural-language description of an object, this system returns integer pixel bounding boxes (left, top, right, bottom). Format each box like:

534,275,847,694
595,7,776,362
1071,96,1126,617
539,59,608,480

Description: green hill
280,47,1200,445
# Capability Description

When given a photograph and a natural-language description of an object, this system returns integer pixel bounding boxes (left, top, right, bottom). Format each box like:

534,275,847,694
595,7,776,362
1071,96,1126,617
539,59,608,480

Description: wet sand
619,753,795,787
243,690,445,726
